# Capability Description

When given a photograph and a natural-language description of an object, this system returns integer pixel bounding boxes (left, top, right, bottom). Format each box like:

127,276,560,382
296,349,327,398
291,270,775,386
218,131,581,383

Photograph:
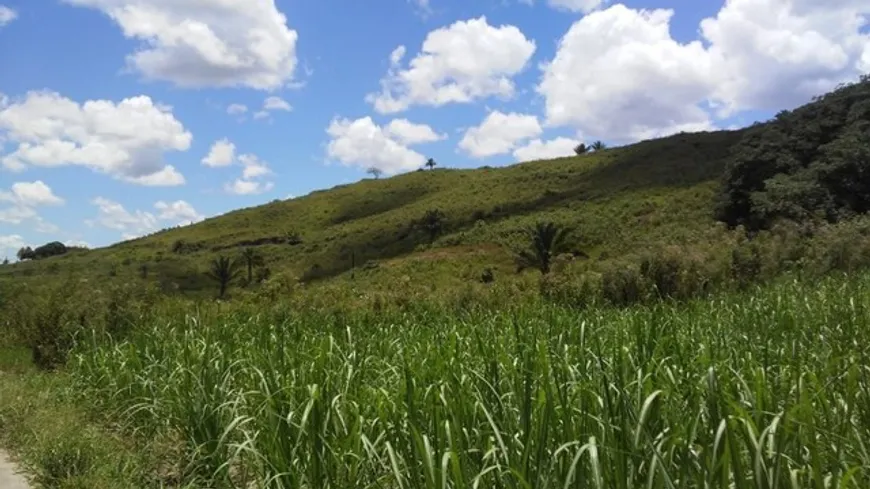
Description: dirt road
0,450,30,489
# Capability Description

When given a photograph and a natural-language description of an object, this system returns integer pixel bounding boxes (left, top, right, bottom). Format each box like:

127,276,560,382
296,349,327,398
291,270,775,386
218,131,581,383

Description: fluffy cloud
385,119,446,145
0,181,63,233
227,104,248,115
0,235,26,258
701,0,870,114
238,153,271,179
88,197,158,235
202,139,236,167
201,138,274,192
225,179,274,195
252,96,292,121
0,5,16,26
88,197,203,238
368,17,536,113
0,91,191,185
63,0,299,90
513,137,580,161
263,96,292,112
326,116,442,174
459,111,542,158
538,1,870,141
538,5,715,142
154,199,204,224
0,181,64,207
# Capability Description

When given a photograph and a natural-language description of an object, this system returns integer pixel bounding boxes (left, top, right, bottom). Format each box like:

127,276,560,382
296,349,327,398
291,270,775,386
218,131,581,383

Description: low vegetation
1,78,870,487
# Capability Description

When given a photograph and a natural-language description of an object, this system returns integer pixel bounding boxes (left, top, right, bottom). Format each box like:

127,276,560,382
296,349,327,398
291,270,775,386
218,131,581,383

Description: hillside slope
0,128,745,294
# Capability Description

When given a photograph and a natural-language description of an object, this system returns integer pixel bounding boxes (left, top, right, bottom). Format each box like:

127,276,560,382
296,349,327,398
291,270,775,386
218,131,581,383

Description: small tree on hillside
420,209,446,243
515,222,574,275
1,257,8,265
240,247,264,285
367,167,383,179
16,247,34,261
207,256,242,299
425,158,437,171
574,143,588,155
590,141,606,151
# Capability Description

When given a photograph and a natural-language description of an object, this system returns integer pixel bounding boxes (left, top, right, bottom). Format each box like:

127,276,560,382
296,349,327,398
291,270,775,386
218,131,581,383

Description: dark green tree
574,143,588,155
240,247,264,285
515,222,574,275
1,257,8,265
590,141,607,151
366,167,383,179
16,247,34,261
424,158,437,170
716,75,870,230
207,256,241,299
420,209,445,243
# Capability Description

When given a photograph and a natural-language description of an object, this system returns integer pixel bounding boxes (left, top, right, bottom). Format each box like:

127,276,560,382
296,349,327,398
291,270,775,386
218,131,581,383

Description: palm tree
573,143,588,155
515,222,574,275
425,158,437,171
590,140,606,151
420,209,445,243
207,256,241,299
366,167,383,179
239,248,264,285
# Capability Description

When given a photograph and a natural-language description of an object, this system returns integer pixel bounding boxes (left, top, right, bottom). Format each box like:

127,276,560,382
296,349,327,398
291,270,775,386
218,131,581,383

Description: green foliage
717,75,870,230
590,140,606,151
574,142,588,155
418,209,446,244
424,157,437,170
239,247,264,285
58,274,870,488
206,256,241,299
514,221,574,274
0,127,743,296
17,241,69,261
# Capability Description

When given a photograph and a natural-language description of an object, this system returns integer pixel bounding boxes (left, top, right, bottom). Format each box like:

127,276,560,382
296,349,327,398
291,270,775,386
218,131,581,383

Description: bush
600,264,646,306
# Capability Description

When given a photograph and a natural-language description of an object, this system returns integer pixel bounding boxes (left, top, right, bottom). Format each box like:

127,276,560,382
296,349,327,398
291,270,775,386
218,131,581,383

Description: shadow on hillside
330,184,433,225
301,130,747,283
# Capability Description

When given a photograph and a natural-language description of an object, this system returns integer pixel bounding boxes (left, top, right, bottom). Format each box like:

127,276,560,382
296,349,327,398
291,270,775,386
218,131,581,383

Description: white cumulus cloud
202,138,236,167
326,116,441,174
225,179,274,195
513,137,581,161
0,181,64,233
385,119,446,145
538,5,716,142
0,5,16,27
0,91,191,185
459,111,542,158
701,0,870,114
227,103,248,115
201,138,273,192
154,199,203,224
537,1,870,142
63,0,299,90
0,181,64,207
88,197,204,238
368,16,536,113
263,96,292,112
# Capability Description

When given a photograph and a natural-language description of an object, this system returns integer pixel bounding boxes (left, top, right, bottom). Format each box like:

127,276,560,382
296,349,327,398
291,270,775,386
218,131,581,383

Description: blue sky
0,0,868,258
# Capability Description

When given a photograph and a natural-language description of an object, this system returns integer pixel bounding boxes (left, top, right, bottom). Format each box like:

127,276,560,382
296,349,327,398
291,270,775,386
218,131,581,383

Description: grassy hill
0,128,746,296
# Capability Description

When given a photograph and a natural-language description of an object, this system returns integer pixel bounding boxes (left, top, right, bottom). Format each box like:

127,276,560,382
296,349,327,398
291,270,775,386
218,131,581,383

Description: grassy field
24,272,860,488
0,129,744,296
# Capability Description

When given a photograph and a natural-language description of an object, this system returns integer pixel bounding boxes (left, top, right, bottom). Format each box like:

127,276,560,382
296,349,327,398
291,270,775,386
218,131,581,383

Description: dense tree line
717,75,870,230
16,241,71,261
